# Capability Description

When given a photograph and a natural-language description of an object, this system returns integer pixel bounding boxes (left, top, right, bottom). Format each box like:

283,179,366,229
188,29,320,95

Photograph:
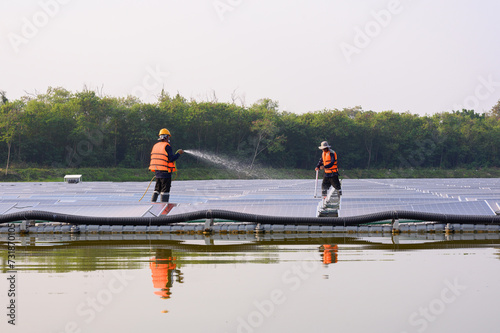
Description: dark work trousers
321,173,341,196
154,171,172,193
154,177,172,195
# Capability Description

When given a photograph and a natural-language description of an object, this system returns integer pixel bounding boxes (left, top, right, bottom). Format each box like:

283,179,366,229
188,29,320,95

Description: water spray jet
183,149,267,178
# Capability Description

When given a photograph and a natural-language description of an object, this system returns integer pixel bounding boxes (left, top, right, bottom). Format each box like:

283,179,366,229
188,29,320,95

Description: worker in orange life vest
315,141,342,197
149,128,184,202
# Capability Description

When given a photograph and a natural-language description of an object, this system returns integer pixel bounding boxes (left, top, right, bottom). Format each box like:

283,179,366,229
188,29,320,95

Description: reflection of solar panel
1,178,499,218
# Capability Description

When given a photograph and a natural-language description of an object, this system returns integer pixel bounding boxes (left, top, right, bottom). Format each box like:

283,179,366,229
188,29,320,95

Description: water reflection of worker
150,249,182,299
319,244,338,265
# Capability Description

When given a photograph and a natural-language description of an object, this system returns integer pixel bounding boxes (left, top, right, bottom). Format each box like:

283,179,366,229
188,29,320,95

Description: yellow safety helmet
159,128,171,136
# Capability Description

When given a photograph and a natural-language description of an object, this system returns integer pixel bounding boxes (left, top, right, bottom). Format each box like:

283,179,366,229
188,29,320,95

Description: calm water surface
1,234,499,333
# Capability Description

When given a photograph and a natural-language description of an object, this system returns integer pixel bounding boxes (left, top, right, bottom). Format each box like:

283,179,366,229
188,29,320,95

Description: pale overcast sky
1,0,500,115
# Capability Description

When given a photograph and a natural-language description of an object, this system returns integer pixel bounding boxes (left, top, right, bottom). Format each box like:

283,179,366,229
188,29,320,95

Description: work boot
151,192,159,202
160,193,170,203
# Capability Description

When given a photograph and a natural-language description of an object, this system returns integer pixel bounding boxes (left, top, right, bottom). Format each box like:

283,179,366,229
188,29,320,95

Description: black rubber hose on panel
0,209,499,226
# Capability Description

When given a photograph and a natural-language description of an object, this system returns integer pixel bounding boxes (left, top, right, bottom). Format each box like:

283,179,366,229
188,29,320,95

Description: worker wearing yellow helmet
149,128,184,202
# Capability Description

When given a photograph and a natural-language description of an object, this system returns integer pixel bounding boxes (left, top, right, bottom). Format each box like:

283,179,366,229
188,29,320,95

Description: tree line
1,87,500,174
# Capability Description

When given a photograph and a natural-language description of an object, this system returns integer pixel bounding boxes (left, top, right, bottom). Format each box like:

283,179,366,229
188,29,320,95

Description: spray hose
139,176,156,202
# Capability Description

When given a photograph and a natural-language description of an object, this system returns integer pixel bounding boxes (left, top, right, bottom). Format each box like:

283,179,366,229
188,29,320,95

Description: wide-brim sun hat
318,141,331,149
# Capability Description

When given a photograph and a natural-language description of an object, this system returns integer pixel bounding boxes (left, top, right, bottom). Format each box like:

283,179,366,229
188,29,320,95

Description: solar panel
7,204,154,217
1,178,499,219
0,203,16,215
338,179,500,217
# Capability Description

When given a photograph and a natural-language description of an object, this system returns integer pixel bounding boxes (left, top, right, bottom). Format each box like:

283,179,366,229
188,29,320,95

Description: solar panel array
168,179,319,217
0,178,499,219
338,178,500,217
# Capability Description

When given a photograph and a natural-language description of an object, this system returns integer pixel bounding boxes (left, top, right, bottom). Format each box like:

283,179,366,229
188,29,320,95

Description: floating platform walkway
1,178,500,235
2,220,500,235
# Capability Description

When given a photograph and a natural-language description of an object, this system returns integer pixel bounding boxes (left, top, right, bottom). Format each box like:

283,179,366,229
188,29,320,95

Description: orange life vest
322,150,338,173
149,141,176,172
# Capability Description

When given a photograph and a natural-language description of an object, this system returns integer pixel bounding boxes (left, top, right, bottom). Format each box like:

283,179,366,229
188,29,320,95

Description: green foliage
489,100,500,121
1,88,499,174
2,167,500,182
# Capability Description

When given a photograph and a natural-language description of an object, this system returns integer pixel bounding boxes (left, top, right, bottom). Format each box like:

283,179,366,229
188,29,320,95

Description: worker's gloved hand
315,167,319,171
177,149,184,155
319,166,324,170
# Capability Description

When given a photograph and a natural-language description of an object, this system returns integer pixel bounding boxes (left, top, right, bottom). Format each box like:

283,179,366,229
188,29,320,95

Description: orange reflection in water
320,244,338,265
149,249,183,299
